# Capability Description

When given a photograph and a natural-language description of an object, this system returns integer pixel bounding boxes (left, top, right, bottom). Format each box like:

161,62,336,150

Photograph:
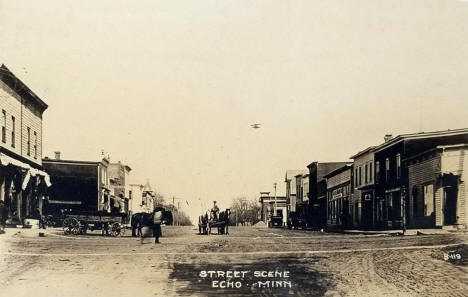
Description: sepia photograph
0,1,467,296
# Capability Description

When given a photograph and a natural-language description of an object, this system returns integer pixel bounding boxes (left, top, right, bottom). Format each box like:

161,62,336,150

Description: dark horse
220,208,231,235
131,208,173,237
209,208,231,235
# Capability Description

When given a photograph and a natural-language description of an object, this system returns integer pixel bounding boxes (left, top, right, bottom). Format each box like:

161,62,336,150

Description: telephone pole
177,201,180,226
274,182,277,216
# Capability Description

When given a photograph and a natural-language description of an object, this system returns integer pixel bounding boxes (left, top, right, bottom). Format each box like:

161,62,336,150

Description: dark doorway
444,186,458,225
362,193,373,229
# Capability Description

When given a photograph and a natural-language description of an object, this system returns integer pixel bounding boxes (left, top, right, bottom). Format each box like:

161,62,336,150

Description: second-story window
396,153,401,179
375,161,380,182
358,167,362,186
365,164,368,184
355,168,358,187
33,131,37,159
385,158,390,182
369,162,373,183
27,127,31,156
1,110,6,143
11,116,15,148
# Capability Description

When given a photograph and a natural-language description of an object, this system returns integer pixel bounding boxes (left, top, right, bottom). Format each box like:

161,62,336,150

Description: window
375,161,380,182
1,110,6,143
33,131,37,159
358,167,362,186
365,164,368,184
11,116,15,147
27,127,31,156
355,168,358,186
369,162,373,183
385,158,390,182
424,184,434,216
396,154,401,179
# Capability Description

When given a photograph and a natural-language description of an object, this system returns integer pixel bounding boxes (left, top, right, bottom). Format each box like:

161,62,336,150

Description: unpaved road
0,226,467,297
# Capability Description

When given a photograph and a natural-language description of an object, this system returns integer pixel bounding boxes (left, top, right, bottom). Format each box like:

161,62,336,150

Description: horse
223,208,231,235
198,212,209,234
131,208,173,237
208,208,230,235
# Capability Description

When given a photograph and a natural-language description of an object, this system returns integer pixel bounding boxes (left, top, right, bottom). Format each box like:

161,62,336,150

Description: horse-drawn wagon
198,209,230,235
62,211,126,236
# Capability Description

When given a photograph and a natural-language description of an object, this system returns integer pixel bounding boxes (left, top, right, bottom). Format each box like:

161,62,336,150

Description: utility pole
172,196,175,226
274,182,277,216
177,201,180,226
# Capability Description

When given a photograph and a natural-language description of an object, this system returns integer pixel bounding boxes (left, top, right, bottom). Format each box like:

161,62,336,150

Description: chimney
384,134,393,142
54,151,61,160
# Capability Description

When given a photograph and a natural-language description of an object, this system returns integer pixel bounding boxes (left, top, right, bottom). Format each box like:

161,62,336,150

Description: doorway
444,186,458,225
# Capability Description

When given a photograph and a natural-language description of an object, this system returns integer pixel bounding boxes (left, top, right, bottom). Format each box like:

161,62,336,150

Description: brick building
406,144,468,229
325,164,353,228
0,64,50,224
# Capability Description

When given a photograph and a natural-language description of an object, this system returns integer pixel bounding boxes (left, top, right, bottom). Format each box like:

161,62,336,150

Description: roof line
0,64,48,110
373,128,468,153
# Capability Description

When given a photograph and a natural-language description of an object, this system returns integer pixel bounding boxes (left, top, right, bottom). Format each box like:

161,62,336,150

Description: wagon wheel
80,222,88,235
110,222,122,237
63,217,80,235
119,224,126,237
62,217,72,234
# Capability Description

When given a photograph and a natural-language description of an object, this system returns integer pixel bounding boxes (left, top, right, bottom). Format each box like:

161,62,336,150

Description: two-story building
0,64,50,224
406,144,468,229
324,164,353,228
129,179,155,213
284,170,307,215
108,161,132,214
350,147,376,229
374,128,468,229
259,192,288,226
307,161,351,228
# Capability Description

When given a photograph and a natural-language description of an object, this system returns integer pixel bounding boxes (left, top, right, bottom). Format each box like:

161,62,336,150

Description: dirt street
0,226,467,297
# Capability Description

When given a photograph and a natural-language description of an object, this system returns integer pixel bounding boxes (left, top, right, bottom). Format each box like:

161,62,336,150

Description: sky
1,0,468,222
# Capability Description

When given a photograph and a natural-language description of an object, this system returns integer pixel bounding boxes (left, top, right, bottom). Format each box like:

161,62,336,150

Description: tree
229,197,261,226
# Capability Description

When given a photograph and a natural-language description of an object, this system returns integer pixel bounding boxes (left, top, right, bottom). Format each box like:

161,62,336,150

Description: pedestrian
0,200,5,233
153,209,163,244
34,207,46,229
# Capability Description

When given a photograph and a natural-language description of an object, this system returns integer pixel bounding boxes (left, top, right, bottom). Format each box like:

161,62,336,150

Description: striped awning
0,152,51,188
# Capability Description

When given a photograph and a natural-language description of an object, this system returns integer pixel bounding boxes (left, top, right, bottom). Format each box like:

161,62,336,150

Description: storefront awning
0,152,51,188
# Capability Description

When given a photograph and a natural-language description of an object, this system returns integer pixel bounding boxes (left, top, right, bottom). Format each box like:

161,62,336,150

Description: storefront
0,152,51,225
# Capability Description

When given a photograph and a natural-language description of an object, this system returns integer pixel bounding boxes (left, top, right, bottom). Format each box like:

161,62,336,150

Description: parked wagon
62,211,127,236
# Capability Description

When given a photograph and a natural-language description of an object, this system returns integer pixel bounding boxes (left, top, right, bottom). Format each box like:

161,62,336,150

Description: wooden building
406,144,468,229
307,161,350,228
325,164,353,228
0,64,50,224
373,128,468,229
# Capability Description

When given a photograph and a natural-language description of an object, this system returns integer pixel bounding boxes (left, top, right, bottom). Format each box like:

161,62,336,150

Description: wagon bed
62,211,127,236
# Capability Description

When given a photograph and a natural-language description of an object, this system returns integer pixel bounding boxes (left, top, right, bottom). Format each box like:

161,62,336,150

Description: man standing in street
153,208,163,244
